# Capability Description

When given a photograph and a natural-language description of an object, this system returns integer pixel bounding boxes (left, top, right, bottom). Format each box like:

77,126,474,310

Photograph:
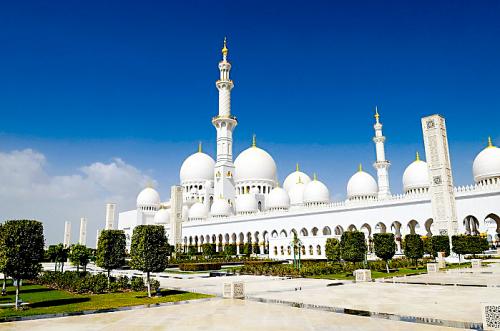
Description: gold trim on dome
252,134,256,147
296,163,300,172
198,141,202,153
222,37,228,58
416,151,420,161
488,136,495,148
374,106,380,123
358,163,363,172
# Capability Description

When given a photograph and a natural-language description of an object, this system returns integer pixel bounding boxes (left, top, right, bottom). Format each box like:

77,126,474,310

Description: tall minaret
212,37,237,205
63,221,71,248
79,217,87,246
372,107,391,199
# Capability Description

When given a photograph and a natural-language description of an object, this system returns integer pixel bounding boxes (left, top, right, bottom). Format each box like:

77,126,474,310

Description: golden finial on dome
488,136,494,148
296,163,300,172
374,106,380,124
198,141,202,153
222,37,228,59
416,151,420,161
252,134,256,147
297,176,302,184
313,173,317,181
358,163,363,172
146,180,154,188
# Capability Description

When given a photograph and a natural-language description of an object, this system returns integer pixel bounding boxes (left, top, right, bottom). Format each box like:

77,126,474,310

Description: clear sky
0,1,499,246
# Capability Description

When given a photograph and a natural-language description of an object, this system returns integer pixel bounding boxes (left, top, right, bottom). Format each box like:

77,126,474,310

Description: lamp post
290,234,303,271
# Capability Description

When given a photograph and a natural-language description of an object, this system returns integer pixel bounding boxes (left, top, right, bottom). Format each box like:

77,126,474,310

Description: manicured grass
0,280,212,320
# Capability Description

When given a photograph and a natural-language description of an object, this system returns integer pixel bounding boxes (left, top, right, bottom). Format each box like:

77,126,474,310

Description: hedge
179,263,222,271
340,231,366,263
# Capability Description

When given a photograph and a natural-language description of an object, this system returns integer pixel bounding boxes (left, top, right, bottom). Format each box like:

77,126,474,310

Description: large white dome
473,139,500,183
403,154,429,193
283,165,311,192
137,187,161,208
267,187,290,210
188,202,208,220
154,208,170,224
347,169,378,199
234,144,277,183
303,177,330,204
235,194,258,214
180,149,215,184
210,198,232,217
288,181,306,205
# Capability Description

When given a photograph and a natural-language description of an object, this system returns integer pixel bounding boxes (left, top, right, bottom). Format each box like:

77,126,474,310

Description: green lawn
0,280,212,320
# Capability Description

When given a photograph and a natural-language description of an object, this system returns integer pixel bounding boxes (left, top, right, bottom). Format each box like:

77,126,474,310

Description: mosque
117,40,500,259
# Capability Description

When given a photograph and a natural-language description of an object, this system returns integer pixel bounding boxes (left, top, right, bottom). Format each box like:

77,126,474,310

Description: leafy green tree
0,223,6,295
201,243,216,257
452,235,489,259
431,235,450,258
404,234,424,267
130,225,169,297
325,238,341,262
340,231,367,263
224,244,237,256
69,244,90,272
0,220,45,309
96,230,126,283
373,233,396,273
47,244,69,272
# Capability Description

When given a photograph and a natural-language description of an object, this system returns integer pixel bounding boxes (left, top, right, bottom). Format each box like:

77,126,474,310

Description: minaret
212,37,237,205
79,217,87,246
372,107,391,199
63,221,71,248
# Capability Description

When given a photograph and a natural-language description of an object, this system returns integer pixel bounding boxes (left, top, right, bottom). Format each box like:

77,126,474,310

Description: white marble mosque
117,39,500,260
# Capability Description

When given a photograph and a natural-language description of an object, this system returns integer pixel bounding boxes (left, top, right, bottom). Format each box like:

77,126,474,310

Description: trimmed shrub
224,244,237,256
252,243,261,254
373,233,396,273
131,277,145,292
117,276,130,290
325,238,341,262
340,231,366,263
202,243,216,257
150,279,160,292
404,234,424,266
187,245,197,255
431,235,450,257
242,243,252,256
452,235,488,259
179,263,222,271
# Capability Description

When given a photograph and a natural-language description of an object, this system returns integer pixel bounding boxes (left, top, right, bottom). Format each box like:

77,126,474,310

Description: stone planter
481,303,500,330
354,269,371,282
223,282,245,299
471,259,482,269
427,263,438,273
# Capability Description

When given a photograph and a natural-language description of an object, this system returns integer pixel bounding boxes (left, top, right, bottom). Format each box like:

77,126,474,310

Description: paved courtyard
2,261,500,330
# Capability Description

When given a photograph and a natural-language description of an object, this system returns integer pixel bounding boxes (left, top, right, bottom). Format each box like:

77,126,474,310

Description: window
317,245,322,255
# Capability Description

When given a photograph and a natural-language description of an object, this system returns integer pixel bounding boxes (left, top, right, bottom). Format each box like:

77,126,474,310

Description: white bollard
471,259,482,269
427,263,438,273
223,282,245,299
354,269,372,282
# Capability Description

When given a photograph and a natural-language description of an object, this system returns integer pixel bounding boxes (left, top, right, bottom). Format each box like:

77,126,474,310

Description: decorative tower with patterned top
213,38,237,206
372,107,391,199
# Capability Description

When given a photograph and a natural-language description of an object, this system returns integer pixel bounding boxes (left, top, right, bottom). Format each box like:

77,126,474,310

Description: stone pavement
0,298,462,331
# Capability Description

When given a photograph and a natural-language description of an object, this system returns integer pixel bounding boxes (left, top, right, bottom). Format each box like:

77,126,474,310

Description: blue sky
0,1,499,245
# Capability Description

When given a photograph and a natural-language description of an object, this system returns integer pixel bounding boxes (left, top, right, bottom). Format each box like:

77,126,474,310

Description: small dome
288,181,306,205
154,208,170,224
303,176,330,204
180,149,215,184
210,198,232,217
137,187,161,208
234,141,277,183
283,165,311,192
188,202,208,220
403,154,429,193
235,194,258,214
267,187,290,210
473,138,500,183
347,168,378,199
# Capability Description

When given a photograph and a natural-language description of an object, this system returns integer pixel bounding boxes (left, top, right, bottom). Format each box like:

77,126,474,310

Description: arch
311,227,319,236
280,229,287,238
334,225,344,236
424,219,434,236
301,245,306,256
200,236,205,244
290,229,298,237
205,235,210,243
375,222,386,234
309,245,314,255
258,201,262,211
322,226,332,236
211,234,217,244
360,223,372,238
254,231,260,243
263,231,269,241
231,233,237,244
224,233,230,244
316,245,322,255
391,221,402,237
300,228,308,237
463,215,480,235
347,224,357,232
485,213,500,233
238,232,245,243
407,220,420,235
271,230,279,238
246,232,252,243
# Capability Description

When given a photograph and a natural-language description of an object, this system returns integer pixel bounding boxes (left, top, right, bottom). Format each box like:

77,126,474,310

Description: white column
105,203,116,230
170,185,183,251
372,107,391,200
63,221,71,248
421,114,458,237
79,217,87,246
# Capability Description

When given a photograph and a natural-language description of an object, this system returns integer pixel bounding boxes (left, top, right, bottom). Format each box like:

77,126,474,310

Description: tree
340,231,367,263
373,233,396,273
69,244,90,272
130,225,169,297
403,234,424,267
431,235,450,258
96,230,126,284
325,238,341,262
0,220,45,309
0,223,6,296
452,235,489,260
46,244,68,272
201,243,216,257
